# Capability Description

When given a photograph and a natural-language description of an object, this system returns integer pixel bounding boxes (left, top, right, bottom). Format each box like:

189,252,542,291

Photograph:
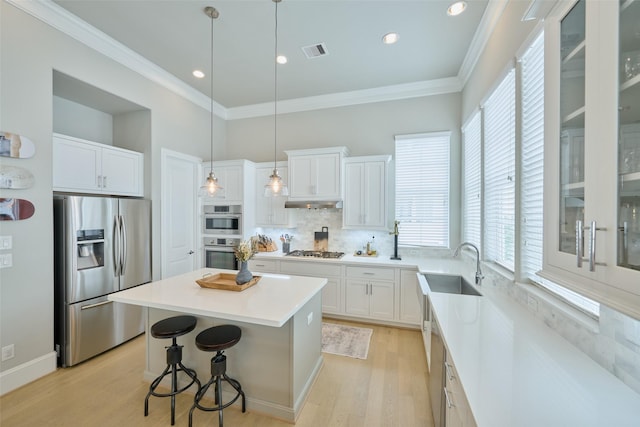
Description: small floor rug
321,322,373,360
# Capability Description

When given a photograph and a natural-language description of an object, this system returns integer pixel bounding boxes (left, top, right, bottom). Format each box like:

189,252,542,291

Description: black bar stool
189,325,246,427
145,315,201,425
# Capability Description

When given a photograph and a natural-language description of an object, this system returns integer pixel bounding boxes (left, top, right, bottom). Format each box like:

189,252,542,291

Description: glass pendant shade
199,170,223,197
264,168,289,196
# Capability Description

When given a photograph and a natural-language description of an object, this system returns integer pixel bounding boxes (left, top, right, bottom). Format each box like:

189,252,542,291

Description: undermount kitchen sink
421,273,483,296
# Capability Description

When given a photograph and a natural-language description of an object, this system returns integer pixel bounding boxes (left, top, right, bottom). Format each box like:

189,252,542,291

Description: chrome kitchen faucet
453,242,484,286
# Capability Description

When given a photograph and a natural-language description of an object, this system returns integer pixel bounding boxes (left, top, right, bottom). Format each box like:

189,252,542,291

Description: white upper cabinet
343,155,390,230
286,147,349,200
542,0,640,318
254,161,296,227
53,133,143,197
201,159,255,206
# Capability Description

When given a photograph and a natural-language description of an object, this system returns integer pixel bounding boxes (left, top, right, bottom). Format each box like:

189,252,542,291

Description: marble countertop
428,291,640,426
108,268,327,327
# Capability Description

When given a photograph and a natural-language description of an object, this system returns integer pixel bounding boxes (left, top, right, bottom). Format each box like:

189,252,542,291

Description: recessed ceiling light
276,55,288,64
447,1,467,16
192,70,205,78
382,32,399,45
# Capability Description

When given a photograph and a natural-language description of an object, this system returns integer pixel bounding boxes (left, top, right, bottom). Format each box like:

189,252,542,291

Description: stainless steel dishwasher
429,309,446,427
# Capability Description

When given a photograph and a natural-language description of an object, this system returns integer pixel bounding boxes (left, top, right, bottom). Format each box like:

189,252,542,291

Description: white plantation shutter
484,69,516,270
521,33,545,280
520,32,599,316
395,132,450,247
462,111,482,248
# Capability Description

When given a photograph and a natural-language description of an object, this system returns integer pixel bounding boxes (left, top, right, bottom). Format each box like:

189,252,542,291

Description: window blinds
483,69,516,270
520,32,599,316
521,32,545,280
395,133,450,247
462,112,482,248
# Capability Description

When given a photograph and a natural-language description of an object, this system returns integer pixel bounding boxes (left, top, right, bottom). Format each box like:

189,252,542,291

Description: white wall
53,96,114,145
227,95,461,161
0,1,220,390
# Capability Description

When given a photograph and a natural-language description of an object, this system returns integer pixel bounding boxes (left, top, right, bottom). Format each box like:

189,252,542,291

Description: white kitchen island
108,268,327,422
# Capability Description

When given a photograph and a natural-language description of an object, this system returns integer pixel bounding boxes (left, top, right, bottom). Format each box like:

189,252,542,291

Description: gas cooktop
286,250,345,259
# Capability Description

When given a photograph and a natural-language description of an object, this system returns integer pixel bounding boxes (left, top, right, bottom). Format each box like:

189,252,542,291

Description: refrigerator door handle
120,214,127,276
113,215,121,277
81,300,114,310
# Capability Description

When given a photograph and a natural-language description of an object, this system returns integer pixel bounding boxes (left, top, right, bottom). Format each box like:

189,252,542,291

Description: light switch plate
0,253,12,268
0,235,12,250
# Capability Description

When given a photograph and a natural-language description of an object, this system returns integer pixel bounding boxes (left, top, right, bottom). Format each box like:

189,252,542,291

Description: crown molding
226,77,463,120
6,0,227,119
8,0,497,121
458,0,509,86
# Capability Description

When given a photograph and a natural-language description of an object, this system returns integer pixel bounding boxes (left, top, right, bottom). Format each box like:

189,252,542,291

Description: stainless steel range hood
284,200,343,209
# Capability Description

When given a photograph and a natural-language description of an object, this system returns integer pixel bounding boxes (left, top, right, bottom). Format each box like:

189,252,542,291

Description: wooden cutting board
314,227,328,251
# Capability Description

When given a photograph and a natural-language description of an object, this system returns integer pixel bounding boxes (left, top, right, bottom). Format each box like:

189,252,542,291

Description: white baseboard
0,352,57,396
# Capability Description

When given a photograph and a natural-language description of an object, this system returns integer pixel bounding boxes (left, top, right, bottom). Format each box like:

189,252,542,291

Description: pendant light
200,6,223,197
264,0,289,197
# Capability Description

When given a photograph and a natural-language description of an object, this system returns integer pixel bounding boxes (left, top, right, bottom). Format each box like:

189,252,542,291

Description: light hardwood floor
0,319,433,427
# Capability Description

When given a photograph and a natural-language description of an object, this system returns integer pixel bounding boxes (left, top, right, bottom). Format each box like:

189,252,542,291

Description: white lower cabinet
247,259,278,273
249,258,421,324
279,261,343,315
345,266,395,320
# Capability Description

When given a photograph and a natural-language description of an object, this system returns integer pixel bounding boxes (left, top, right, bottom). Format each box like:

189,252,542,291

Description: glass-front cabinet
543,0,640,319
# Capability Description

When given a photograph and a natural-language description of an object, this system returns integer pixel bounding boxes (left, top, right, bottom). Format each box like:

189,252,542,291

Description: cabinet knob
188,250,195,255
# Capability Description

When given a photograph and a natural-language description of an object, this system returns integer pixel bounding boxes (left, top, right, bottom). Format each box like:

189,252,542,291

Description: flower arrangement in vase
234,240,255,285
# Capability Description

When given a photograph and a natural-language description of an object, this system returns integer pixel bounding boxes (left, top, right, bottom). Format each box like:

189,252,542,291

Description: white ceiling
48,0,493,113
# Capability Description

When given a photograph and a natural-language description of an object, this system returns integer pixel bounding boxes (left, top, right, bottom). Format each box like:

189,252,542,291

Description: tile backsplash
255,209,396,255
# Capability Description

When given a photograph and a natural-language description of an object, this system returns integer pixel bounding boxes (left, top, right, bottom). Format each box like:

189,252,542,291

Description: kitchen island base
144,293,323,422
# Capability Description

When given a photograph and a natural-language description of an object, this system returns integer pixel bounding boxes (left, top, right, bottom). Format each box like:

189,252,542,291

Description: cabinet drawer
346,266,394,281
248,259,278,273
280,260,342,277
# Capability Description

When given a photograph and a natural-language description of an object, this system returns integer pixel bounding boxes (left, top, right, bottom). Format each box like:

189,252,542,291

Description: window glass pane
395,133,450,247
462,112,482,248
484,70,516,270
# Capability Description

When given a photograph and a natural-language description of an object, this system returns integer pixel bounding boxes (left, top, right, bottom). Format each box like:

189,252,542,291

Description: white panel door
162,149,199,278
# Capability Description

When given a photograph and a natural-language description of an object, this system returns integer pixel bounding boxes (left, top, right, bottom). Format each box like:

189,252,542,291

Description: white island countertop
429,291,640,427
108,268,327,327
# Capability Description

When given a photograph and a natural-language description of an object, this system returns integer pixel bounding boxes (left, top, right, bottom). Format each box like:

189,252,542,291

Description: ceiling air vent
301,42,328,59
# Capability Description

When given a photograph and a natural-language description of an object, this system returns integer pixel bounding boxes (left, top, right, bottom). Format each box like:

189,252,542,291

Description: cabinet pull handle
444,387,454,409
586,220,607,272
576,220,583,268
445,362,455,381
365,283,369,295
255,264,265,267
369,284,373,295
363,272,375,276
103,176,107,188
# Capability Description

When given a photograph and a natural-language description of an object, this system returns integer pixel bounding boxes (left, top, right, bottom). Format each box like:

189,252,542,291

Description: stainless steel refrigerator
53,195,151,367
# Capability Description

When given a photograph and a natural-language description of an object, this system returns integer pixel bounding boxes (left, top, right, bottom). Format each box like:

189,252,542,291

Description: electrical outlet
307,312,313,325
0,235,12,250
527,295,538,312
1,344,15,361
0,253,12,269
